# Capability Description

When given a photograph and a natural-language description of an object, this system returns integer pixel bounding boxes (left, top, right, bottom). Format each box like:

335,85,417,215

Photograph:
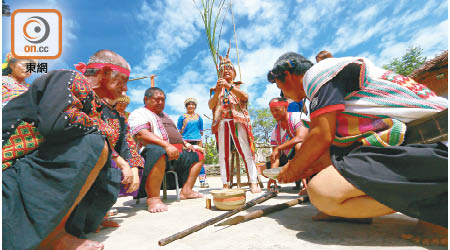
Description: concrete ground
87,176,446,250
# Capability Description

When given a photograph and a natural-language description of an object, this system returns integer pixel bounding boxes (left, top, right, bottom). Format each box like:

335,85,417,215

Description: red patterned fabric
2,121,44,170
125,126,144,168
106,118,121,149
63,73,118,154
380,71,437,99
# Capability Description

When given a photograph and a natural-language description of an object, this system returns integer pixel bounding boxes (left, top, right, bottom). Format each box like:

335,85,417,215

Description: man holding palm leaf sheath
208,54,261,193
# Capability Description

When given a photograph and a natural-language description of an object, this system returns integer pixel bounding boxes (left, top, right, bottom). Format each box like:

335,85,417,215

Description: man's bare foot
146,197,168,213
250,183,261,193
223,184,230,189
180,190,204,199
312,211,372,224
401,220,448,246
298,187,307,196
46,230,104,250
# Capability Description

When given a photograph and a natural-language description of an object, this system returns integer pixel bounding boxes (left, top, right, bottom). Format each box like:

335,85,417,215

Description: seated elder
267,52,447,245
128,87,204,213
2,49,129,249
261,97,309,191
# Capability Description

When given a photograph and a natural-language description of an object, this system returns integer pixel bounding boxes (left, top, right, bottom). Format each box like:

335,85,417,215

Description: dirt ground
86,176,446,250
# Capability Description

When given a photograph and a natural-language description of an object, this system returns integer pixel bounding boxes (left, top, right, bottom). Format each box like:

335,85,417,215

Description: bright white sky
2,0,448,136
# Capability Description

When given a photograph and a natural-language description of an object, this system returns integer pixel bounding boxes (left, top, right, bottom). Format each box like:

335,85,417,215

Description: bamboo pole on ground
216,196,309,226
158,191,277,246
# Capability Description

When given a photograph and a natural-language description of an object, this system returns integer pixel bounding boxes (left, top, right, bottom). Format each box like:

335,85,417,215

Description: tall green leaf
193,0,228,77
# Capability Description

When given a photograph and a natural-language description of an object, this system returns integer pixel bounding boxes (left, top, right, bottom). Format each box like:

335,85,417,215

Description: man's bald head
84,49,130,76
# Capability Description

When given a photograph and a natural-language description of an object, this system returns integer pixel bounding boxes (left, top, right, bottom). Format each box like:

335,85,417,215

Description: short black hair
143,87,165,103
267,52,313,83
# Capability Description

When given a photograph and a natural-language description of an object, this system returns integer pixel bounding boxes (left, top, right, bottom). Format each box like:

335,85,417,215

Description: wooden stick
158,191,277,246
128,76,148,81
216,196,309,226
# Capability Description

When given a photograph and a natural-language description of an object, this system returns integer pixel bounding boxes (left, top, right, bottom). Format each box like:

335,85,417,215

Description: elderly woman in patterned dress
2,52,36,107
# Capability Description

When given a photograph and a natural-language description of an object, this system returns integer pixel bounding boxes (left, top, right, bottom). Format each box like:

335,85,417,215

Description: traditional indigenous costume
177,99,204,143
2,53,32,107
106,101,145,197
116,95,131,121
270,112,309,156
2,70,118,249
210,59,258,185
177,97,208,185
65,102,145,238
2,76,30,108
302,57,448,227
129,107,204,197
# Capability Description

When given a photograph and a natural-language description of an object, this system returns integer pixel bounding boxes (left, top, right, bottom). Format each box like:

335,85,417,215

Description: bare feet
223,184,230,189
401,220,448,246
46,230,104,250
312,211,372,224
250,183,261,193
180,190,204,199
256,163,266,176
146,197,168,213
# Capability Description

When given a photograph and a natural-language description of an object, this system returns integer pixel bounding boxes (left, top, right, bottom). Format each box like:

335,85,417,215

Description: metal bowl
263,168,281,180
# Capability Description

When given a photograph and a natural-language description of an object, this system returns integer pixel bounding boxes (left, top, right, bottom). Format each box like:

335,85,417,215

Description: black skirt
65,157,121,238
331,142,448,227
2,133,106,250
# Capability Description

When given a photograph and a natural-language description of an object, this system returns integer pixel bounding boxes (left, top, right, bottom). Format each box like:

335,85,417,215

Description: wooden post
150,74,156,87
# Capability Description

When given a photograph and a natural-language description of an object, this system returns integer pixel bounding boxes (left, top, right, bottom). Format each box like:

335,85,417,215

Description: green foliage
249,107,276,145
204,136,218,164
383,46,427,76
193,0,228,77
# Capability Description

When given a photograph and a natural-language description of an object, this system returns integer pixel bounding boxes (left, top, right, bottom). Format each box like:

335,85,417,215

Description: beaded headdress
184,97,198,106
116,95,130,104
218,47,236,78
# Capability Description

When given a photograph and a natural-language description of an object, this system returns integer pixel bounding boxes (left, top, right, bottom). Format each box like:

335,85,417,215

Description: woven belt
404,109,448,144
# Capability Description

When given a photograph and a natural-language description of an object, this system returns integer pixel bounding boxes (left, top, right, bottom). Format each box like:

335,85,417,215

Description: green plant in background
249,107,276,145
383,45,427,76
193,0,228,77
204,136,218,164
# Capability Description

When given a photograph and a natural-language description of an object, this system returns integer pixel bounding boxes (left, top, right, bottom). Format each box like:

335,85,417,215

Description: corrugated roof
409,50,448,78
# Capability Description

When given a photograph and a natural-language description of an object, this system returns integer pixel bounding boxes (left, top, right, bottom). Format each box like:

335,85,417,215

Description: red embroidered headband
269,101,289,108
75,62,130,77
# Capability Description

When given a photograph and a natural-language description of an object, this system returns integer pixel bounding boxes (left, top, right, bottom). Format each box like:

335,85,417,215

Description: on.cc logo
23,16,50,44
